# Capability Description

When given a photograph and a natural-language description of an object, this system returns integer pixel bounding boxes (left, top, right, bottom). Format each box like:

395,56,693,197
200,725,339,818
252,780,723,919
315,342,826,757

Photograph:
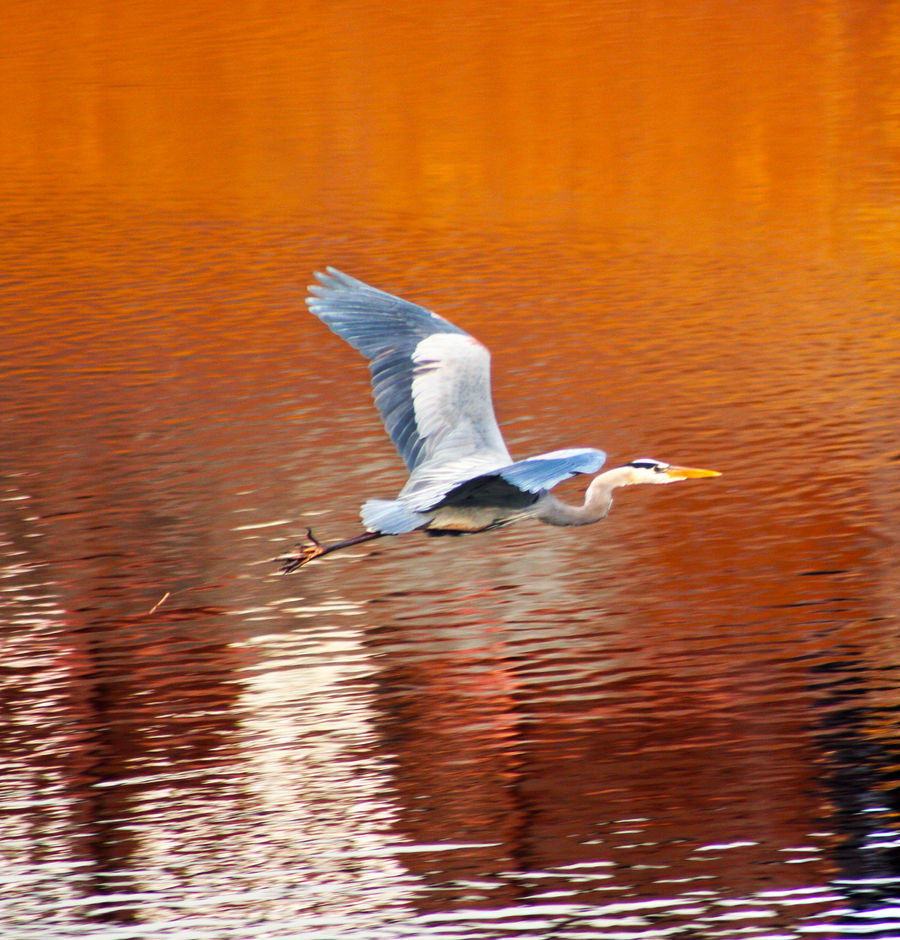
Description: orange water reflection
4,0,900,262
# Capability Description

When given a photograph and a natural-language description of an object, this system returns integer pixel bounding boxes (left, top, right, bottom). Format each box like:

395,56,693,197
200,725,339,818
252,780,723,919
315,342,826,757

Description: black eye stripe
629,459,668,472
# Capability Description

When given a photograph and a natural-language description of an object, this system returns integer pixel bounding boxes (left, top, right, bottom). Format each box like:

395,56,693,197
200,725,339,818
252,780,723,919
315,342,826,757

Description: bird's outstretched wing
361,447,608,534
410,447,608,512
307,268,513,486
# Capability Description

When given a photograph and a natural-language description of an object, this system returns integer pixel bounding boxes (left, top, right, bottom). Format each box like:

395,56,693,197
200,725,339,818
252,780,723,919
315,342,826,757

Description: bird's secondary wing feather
493,447,607,492
308,267,511,478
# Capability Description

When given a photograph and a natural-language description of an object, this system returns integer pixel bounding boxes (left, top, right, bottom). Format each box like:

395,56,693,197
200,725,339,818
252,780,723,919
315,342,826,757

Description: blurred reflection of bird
281,268,720,572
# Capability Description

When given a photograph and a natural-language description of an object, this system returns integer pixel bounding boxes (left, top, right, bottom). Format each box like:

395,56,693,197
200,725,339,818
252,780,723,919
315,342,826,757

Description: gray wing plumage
360,447,608,534
308,269,606,529
307,267,512,485
492,448,607,494
412,447,607,511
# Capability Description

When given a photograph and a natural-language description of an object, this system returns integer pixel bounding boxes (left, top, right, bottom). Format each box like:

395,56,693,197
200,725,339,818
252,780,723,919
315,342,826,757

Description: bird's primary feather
308,267,511,483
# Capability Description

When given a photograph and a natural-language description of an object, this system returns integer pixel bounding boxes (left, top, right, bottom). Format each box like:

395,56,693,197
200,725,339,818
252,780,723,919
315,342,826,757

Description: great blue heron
281,268,720,572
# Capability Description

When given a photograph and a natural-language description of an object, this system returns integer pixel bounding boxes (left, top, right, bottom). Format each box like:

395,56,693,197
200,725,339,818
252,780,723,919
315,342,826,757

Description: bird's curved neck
536,465,634,526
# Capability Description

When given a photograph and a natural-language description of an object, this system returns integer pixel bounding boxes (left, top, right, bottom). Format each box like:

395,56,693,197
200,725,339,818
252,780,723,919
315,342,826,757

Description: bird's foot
280,529,325,573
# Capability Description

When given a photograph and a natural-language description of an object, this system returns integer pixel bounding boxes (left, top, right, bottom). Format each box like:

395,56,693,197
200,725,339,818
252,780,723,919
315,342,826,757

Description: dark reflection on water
815,656,900,939
3,0,900,937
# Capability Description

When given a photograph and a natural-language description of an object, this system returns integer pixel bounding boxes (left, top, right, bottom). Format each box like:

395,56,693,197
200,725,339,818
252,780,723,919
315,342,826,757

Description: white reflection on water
0,481,87,930
228,616,419,925
2,473,899,938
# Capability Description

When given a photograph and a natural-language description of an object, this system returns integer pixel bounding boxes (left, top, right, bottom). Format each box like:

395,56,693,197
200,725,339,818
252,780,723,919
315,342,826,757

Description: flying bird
281,268,719,571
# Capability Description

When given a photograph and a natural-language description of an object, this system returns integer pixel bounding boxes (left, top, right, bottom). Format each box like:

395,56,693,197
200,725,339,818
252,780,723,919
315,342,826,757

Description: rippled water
3,2,900,938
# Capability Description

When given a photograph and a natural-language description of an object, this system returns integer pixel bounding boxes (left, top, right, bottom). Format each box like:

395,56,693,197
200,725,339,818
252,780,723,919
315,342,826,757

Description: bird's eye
654,463,668,473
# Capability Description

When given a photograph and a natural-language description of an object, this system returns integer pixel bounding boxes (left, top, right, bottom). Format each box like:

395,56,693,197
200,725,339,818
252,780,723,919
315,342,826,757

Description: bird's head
623,458,721,486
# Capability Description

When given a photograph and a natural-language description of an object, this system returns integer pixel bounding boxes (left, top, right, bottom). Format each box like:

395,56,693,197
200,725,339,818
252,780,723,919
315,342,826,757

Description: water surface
2,2,900,938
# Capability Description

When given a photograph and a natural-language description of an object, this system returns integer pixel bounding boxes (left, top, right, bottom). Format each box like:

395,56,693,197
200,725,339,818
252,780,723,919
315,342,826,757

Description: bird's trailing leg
280,528,383,573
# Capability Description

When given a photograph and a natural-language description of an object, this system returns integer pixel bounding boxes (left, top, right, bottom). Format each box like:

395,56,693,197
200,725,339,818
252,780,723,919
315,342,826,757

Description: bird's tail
360,499,423,535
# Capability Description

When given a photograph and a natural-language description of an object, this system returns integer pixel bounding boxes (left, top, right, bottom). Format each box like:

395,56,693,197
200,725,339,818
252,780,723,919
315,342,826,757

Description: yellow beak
663,465,722,480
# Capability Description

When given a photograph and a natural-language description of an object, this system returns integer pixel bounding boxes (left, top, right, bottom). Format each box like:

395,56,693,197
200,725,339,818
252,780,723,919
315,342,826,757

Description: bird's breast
425,504,524,533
